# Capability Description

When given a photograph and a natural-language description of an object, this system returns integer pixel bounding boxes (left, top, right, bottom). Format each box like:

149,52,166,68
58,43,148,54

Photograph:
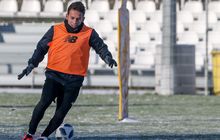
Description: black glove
17,64,35,80
104,55,117,68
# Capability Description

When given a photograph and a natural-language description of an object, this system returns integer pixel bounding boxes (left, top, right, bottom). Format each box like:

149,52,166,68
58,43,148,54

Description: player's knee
54,110,66,123
38,99,52,110
56,104,72,118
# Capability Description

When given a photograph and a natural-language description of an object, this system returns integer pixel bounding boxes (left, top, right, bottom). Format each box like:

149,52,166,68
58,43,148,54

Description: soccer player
20,2,117,140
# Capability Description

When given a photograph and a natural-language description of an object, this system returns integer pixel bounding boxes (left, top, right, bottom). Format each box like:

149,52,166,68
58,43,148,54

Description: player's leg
41,86,80,137
55,87,64,111
28,78,62,135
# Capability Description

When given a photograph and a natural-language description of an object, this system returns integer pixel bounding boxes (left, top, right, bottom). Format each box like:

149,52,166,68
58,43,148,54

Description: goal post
117,0,130,121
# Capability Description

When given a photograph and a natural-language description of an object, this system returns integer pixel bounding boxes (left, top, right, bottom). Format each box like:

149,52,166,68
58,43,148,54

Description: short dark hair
67,1,85,15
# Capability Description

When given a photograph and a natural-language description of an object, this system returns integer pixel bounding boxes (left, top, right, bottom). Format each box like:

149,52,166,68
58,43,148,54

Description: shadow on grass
2,102,220,108
73,134,220,140
4,133,220,140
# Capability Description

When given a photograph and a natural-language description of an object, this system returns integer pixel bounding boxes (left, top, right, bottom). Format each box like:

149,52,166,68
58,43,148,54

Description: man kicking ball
20,2,117,140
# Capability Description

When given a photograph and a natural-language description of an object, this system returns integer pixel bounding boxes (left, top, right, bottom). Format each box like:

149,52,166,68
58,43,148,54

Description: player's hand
104,55,117,68
17,64,35,80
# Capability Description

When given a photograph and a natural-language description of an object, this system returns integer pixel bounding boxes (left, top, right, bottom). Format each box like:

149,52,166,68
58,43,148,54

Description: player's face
66,9,84,29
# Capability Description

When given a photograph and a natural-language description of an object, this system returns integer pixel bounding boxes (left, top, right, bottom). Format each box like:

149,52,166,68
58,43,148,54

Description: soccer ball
55,123,74,140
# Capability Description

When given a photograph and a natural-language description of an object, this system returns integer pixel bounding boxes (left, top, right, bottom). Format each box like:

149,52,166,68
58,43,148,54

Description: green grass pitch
0,93,220,139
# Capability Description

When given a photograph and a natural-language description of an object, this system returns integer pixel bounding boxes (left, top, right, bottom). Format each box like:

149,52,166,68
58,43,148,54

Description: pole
156,0,176,95
118,0,130,120
204,0,209,95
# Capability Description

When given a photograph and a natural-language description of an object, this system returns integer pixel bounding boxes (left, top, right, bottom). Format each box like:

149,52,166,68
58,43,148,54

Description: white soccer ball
55,123,74,140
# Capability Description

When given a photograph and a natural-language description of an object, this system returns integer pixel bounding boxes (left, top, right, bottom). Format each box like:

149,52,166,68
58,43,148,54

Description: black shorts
28,77,81,135
41,78,81,107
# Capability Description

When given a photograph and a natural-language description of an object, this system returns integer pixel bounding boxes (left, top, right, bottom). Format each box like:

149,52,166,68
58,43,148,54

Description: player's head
66,2,85,29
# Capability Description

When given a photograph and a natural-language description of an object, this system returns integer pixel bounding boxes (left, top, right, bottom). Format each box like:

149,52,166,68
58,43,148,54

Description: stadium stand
106,30,117,45
182,1,203,14
200,11,217,24
131,51,155,71
208,31,220,45
131,31,150,46
105,40,117,54
177,10,194,30
177,21,184,34
89,0,110,18
93,19,114,38
0,0,18,17
195,52,204,71
208,1,220,14
0,65,9,74
177,31,199,45
17,0,41,17
1,33,42,43
67,0,87,9
141,21,161,33
84,10,100,27
146,10,162,25
189,22,206,34
159,2,180,12
0,0,219,90
103,10,118,29
40,0,64,17
130,10,146,28
129,20,137,33
130,40,138,55
114,0,133,12
140,21,161,44
13,23,51,33
136,0,156,13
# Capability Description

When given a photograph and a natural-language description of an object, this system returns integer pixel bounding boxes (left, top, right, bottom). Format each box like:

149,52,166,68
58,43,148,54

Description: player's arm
18,26,54,80
28,26,54,67
89,29,117,68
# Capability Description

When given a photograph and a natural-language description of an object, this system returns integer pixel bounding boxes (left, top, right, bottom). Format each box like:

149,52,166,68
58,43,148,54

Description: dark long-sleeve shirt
28,20,113,86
